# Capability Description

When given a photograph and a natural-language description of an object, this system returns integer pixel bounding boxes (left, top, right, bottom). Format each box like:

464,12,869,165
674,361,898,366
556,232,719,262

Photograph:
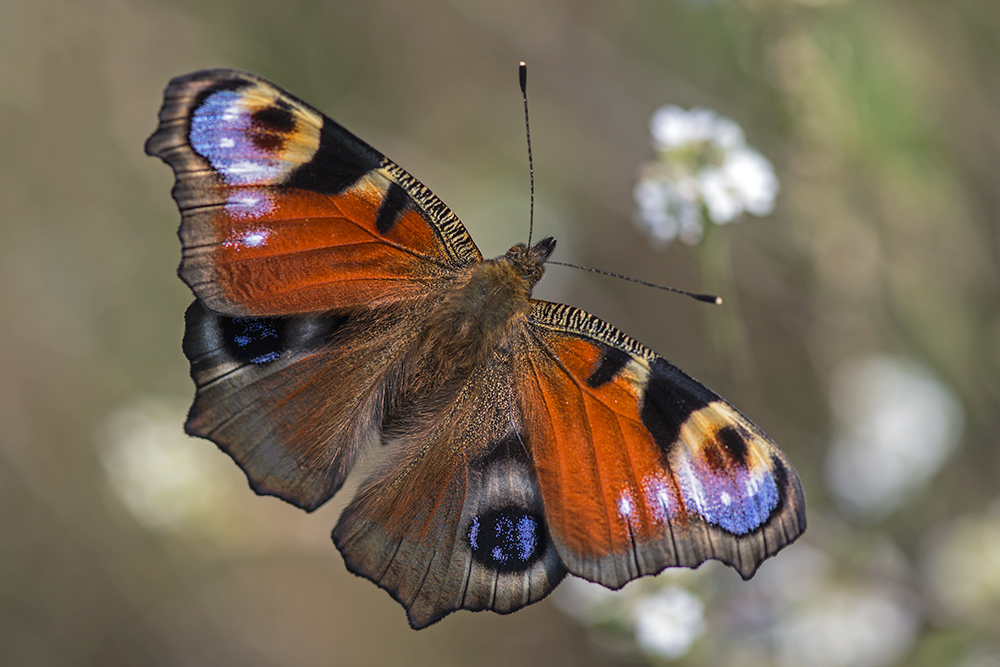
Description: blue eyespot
467,508,544,572
190,90,287,185
673,453,781,535
221,316,285,365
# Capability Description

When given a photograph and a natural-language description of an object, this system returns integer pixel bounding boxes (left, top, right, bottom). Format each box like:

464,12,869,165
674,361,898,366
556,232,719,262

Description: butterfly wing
519,301,806,587
333,347,566,629
146,68,481,317
148,69,482,510
182,299,430,511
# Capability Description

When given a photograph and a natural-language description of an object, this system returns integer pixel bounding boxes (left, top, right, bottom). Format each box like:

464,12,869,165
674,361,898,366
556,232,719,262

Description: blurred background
2,0,999,665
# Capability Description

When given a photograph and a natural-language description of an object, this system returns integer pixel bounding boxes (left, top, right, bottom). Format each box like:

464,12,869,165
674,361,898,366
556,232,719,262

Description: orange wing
519,301,806,587
146,69,481,317
147,69,484,510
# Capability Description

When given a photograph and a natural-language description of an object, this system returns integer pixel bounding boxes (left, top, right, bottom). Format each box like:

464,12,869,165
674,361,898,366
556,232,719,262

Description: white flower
632,586,706,659
97,397,249,539
700,166,744,224
825,356,964,518
554,572,706,659
98,399,218,532
634,105,778,245
634,175,704,245
650,105,745,151
725,148,780,215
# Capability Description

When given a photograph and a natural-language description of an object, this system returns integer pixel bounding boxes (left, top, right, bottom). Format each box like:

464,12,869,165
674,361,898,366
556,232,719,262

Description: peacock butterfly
145,67,805,629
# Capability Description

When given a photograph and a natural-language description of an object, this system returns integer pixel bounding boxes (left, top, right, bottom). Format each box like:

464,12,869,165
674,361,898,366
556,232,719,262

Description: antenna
520,62,535,248
547,261,723,304
518,61,720,308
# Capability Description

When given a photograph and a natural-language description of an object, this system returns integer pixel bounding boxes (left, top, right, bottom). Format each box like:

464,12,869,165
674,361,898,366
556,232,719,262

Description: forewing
520,301,806,588
146,69,482,317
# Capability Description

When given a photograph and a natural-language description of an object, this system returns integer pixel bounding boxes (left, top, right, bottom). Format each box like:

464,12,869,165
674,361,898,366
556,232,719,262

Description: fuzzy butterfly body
146,69,805,628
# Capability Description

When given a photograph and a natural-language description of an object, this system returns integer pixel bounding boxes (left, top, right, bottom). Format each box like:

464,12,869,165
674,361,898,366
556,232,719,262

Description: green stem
697,221,757,388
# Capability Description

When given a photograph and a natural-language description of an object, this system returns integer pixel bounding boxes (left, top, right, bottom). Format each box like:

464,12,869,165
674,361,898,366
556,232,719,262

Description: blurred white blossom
632,585,706,659
551,577,623,625
776,585,918,667
554,573,705,659
745,543,919,667
634,105,778,246
97,398,366,553
825,356,964,518
98,398,239,535
556,539,924,666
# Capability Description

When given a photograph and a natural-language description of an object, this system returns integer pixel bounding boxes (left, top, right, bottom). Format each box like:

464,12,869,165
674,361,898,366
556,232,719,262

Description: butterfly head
504,236,556,288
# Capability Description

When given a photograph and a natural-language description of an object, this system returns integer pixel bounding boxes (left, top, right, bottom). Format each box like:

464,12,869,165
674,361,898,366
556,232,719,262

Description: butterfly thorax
394,236,557,407
419,242,543,355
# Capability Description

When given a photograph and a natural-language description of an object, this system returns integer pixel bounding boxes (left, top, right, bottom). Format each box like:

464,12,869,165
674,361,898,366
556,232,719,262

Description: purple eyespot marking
642,474,679,523
190,90,289,185
617,489,636,521
223,227,272,251
469,516,480,550
672,447,779,534
226,189,275,220
515,515,536,561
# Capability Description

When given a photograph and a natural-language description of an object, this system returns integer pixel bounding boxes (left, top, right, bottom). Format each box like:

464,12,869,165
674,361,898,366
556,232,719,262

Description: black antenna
518,61,720,308
547,261,723,304
520,62,535,248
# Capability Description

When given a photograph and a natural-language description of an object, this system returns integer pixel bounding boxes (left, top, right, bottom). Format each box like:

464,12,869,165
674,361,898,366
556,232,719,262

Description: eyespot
467,507,545,573
221,316,286,365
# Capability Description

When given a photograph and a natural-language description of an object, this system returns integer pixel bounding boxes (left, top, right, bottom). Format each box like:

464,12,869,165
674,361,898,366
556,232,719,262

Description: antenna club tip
519,62,527,91
691,293,722,304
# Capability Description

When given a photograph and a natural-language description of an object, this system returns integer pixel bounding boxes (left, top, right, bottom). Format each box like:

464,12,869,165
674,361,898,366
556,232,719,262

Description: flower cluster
634,105,779,245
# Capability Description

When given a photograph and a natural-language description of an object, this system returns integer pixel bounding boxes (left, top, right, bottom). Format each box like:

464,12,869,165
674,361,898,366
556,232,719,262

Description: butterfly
146,68,805,629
